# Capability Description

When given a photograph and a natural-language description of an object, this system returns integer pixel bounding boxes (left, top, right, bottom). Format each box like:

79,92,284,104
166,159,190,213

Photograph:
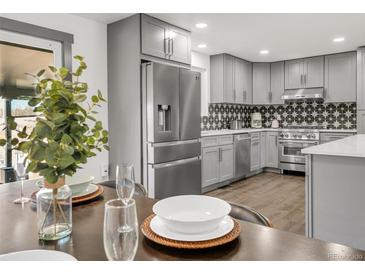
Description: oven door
279,140,319,164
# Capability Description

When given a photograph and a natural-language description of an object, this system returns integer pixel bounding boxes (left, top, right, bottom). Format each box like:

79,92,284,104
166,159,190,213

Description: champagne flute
13,162,31,205
103,198,139,261
115,163,135,232
116,164,135,205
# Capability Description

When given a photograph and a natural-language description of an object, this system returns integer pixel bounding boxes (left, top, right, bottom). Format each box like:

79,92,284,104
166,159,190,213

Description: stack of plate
150,195,234,242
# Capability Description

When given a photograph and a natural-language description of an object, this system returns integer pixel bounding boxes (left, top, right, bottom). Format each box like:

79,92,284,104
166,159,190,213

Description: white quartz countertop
302,134,365,158
201,128,357,137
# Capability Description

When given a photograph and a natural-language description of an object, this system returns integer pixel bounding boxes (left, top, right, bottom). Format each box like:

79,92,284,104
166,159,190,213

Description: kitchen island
302,134,365,251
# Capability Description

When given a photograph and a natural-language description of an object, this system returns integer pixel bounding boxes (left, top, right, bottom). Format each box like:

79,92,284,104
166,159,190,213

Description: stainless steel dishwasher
234,134,251,180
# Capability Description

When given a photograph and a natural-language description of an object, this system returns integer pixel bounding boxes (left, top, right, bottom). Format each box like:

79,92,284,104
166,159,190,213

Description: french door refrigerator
142,62,201,199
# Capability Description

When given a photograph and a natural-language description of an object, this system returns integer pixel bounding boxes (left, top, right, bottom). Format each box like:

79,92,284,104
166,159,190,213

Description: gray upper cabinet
242,60,253,104
270,61,285,104
167,26,191,64
234,58,244,104
253,63,271,104
285,56,324,89
211,54,252,104
324,52,357,103
141,14,167,59
285,59,303,89
141,14,191,64
304,56,324,88
224,54,235,102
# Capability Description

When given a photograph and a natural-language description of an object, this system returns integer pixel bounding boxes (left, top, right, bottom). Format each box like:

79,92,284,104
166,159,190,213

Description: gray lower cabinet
219,144,234,181
201,136,234,188
253,63,271,104
319,132,355,144
141,14,191,64
324,52,356,103
358,110,365,134
260,132,266,168
250,133,261,171
266,132,279,168
201,147,220,188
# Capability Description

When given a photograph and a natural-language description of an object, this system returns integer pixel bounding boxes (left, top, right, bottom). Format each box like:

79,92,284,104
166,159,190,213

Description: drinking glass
116,164,135,205
103,199,139,261
13,162,31,205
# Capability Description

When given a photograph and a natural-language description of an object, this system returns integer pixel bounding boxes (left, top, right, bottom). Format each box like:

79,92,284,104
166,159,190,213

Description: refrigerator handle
152,156,201,169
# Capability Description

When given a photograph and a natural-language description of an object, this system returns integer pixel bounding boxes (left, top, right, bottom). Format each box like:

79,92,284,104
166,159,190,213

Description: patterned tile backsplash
201,101,357,130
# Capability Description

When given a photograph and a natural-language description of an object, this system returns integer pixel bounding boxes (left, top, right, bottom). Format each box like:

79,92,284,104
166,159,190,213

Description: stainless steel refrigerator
142,62,201,199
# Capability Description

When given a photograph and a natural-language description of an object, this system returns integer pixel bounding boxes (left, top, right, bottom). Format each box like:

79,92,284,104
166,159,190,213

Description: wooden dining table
1,181,365,261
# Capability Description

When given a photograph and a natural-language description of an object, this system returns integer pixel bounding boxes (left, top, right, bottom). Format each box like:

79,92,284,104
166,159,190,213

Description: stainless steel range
279,126,321,172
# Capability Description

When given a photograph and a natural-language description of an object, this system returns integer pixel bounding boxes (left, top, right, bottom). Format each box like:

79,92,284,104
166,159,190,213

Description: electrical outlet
100,164,109,178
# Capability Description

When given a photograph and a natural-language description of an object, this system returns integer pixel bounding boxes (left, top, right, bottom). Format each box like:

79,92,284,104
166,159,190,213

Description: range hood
281,88,324,101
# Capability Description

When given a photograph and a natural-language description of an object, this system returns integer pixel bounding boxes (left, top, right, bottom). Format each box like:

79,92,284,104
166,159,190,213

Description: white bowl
65,175,94,195
152,195,231,234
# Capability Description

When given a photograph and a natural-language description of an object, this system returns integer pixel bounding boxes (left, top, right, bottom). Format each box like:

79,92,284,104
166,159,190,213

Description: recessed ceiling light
198,44,207,49
333,37,345,43
260,50,269,55
195,23,207,29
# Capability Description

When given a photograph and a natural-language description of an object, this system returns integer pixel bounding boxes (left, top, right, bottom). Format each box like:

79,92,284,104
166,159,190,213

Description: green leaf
28,98,41,107
0,139,6,146
34,123,51,139
37,69,46,77
59,67,69,79
18,141,31,152
17,131,28,139
61,134,73,145
7,117,17,130
103,145,110,151
95,121,102,130
97,90,106,102
58,154,75,169
91,95,99,103
102,130,108,137
87,115,96,122
74,94,87,103
48,66,57,73
74,55,84,61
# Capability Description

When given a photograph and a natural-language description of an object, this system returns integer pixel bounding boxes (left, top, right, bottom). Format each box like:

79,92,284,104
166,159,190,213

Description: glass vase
36,183,72,240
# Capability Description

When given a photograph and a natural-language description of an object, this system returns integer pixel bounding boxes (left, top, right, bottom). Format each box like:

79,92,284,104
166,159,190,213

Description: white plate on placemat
0,250,77,261
150,215,234,241
72,183,98,198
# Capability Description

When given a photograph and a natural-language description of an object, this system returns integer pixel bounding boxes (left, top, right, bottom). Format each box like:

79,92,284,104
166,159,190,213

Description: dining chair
228,202,273,228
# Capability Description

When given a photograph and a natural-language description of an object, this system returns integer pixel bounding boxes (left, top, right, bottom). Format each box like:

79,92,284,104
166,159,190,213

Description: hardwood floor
206,172,305,235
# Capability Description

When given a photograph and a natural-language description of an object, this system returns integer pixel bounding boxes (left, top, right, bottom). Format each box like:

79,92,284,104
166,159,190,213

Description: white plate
72,183,98,198
150,215,234,241
0,250,77,261
153,195,231,234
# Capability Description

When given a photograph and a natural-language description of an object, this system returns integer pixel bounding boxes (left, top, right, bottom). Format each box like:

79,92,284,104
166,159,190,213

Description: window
0,30,62,170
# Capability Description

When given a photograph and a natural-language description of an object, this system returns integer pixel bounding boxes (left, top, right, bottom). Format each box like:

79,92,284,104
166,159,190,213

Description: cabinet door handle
234,89,236,102
170,38,174,56
304,74,307,86
219,148,222,162
300,74,303,85
275,136,278,146
243,90,247,101
164,38,169,56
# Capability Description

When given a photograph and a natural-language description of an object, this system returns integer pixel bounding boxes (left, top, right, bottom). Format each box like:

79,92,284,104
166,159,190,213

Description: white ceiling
74,13,133,24
74,13,365,62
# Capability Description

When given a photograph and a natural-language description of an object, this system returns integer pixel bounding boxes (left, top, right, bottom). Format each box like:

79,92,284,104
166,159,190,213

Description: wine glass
13,162,31,205
103,198,139,261
116,164,135,205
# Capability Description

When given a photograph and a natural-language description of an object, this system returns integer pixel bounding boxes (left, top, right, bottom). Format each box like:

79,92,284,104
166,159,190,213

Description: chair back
229,202,273,227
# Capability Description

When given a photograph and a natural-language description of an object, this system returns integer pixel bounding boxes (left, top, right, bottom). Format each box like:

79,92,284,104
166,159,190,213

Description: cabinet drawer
250,132,260,141
201,136,219,148
218,135,233,145
320,132,354,144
